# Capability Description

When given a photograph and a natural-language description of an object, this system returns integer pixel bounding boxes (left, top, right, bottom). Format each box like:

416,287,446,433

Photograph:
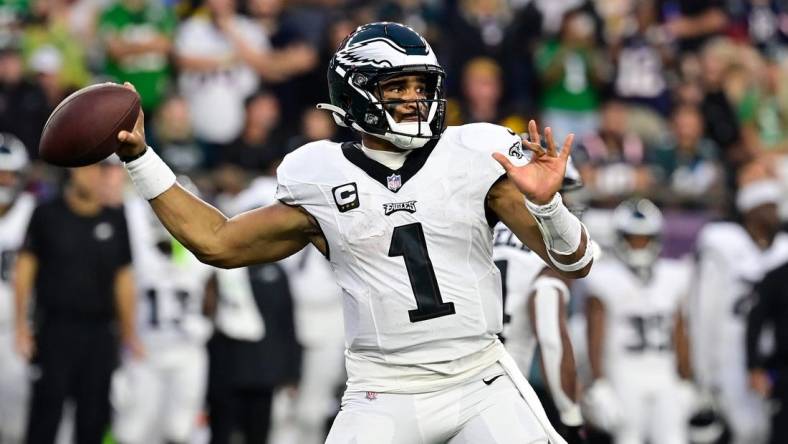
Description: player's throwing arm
115,85,320,268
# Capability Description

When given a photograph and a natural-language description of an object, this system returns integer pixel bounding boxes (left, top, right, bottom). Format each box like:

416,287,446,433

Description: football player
0,134,34,444
583,199,693,444
692,173,788,444
116,22,593,444
229,176,346,444
112,195,214,444
494,161,586,442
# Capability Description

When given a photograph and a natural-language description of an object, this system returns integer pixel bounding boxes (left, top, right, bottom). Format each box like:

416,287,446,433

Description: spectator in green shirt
536,7,607,141
739,57,788,157
21,0,91,91
99,0,176,113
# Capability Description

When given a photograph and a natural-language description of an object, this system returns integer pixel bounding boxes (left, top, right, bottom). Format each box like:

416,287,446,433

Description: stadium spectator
21,0,91,91
174,0,315,149
536,7,607,140
657,0,728,54
152,94,205,174
99,0,176,113
441,0,515,97
14,163,139,444
28,45,71,111
286,105,339,153
609,0,673,146
574,99,655,207
446,56,528,134
0,44,49,159
652,103,723,209
247,0,320,133
219,90,284,172
173,0,268,148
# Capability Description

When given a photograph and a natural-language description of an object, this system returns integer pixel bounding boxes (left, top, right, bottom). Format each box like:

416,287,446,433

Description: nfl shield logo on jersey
387,174,402,192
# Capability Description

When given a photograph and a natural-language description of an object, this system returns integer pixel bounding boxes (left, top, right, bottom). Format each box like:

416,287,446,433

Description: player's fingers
134,108,145,132
545,127,557,157
522,140,545,156
117,130,135,144
122,81,137,92
492,152,514,172
528,119,541,147
560,133,575,160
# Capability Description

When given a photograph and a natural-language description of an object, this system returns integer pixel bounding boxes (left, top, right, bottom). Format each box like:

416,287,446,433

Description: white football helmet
612,198,663,279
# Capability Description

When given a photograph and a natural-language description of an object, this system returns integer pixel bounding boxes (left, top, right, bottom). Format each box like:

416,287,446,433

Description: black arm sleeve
747,275,774,370
21,205,42,256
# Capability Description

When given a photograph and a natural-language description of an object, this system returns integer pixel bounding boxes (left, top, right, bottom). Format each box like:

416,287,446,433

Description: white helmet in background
0,133,30,206
612,198,663,279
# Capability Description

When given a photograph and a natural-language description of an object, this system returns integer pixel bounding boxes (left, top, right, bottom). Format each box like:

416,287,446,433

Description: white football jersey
0,193,35,330
692,223,788,391
276,123,527,393
491,222,550,374
583,256,691,383
125,198,214,349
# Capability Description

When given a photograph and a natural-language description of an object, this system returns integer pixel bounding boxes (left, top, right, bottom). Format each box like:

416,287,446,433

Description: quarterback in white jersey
112,197,214,444
584,199,693,444
692,178,788,444
116,22,593,444
0,134,34,444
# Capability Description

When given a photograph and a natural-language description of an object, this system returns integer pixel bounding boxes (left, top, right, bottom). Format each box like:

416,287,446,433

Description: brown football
39,83,140,167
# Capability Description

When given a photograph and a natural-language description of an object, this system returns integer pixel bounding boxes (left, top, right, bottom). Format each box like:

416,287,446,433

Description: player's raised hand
492,120,574,204
116,82,147,159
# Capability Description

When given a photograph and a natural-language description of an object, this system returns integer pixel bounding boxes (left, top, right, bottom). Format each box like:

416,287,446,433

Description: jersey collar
341,141,437,193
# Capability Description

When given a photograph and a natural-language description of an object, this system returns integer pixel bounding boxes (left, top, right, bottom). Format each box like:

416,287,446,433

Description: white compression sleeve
525,193,582,254
525,194,592,272
123,147,176,200
532,276,583,426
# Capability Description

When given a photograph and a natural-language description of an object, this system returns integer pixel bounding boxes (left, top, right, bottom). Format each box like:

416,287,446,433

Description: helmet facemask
338,66,446,150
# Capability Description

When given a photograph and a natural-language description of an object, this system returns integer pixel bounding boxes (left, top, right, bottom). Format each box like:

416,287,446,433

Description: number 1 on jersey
389,223,455,322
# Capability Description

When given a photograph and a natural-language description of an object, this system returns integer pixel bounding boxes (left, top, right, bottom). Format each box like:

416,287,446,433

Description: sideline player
232,176,346,444
583,199,693,444
116,22,593,444
692,169,788,444
0,134,35,444
112,195,214,444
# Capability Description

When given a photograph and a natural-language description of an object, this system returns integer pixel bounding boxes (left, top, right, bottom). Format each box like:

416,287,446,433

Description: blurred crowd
0,0,785,219
1,0,788,443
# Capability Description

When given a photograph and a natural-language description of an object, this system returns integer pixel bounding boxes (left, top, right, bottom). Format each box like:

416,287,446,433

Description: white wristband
124,147,176,200
525,193,583,255
547,225,594,272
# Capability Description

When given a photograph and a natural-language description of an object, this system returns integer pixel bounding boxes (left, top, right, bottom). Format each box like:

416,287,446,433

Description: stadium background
1,0,787,442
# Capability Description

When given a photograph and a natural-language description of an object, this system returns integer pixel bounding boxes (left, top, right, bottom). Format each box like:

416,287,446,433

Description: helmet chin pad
380,113,434,149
